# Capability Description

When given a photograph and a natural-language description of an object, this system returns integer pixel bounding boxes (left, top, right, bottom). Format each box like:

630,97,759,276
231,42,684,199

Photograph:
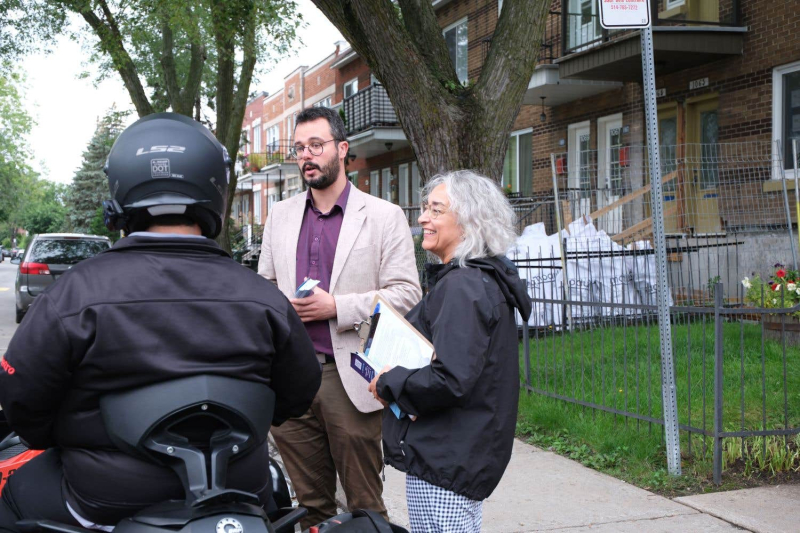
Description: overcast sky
22,1,343,186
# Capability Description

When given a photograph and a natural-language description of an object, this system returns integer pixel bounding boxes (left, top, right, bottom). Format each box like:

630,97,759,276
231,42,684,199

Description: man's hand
290,286,337,322
368,365,392,407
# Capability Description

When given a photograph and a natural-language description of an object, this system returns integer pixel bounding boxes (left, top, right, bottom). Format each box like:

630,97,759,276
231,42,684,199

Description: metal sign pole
641,25,682,476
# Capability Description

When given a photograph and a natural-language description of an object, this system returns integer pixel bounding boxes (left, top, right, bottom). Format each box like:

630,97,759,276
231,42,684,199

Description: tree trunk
311,0,551,183
213,3,259,254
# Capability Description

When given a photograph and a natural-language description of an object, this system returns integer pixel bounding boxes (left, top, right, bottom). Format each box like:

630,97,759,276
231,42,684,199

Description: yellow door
686,96,722,235
689,0,719,23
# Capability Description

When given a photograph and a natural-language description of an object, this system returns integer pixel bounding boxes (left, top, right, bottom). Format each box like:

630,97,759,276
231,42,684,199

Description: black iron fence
514,236,800,484
342,84,399,136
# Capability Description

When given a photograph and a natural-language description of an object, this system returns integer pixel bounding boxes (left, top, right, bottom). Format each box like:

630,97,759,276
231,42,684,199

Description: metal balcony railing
481,10,562,67
238,141,298,173
562,0,742,56
342,83,399,136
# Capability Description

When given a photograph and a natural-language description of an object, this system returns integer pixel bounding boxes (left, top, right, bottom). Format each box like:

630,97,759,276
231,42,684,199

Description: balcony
558,0,745,82
523,9,623,106
236,141,302,197
342,83,408,159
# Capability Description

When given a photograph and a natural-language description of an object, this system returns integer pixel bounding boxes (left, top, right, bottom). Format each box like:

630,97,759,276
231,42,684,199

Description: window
502,129,533,196
287,85,295,101
241,129,249,154
370,170,380,196
344,78,359,99
266,125,279,152
252,119,261,153
30,238,109,265
568,121,592,219
443,18,468,85
381,168,392,201
411,162,421,205
773,61,800,178
253,185,262,224
348,171,359,186
313,96,332,108
398,163,410,206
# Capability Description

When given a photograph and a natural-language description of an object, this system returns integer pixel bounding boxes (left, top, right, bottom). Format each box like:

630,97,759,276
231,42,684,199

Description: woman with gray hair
369,170,532,532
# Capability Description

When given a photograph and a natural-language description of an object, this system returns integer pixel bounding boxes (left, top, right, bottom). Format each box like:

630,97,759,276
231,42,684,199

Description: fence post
551,154,573,331
713,281,724,485
523,320,531,390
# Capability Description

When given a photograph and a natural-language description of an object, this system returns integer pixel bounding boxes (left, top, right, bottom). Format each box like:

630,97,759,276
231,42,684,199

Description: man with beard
258,106,421,528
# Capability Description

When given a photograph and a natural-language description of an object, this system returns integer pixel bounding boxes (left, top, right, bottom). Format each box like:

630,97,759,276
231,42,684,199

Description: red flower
771,283,779,291
776,269,787,279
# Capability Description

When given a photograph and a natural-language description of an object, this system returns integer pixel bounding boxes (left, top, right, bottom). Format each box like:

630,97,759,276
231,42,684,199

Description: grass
516,319,800,493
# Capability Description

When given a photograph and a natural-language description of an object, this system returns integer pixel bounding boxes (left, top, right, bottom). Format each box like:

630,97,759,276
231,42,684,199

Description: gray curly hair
421,170,517,267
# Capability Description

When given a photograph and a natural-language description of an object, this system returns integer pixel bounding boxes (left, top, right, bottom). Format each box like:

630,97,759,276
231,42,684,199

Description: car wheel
15,306,24,324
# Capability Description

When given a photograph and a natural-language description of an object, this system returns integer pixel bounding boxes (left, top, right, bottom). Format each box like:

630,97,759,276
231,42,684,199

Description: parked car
14,233,112,324
0,246,9,258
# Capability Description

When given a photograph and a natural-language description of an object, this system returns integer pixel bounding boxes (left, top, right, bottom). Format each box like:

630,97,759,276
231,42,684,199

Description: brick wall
242,93,267,153
262,91,284,138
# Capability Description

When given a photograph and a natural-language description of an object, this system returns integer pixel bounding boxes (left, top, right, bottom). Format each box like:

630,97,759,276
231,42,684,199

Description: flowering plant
742,263,800,316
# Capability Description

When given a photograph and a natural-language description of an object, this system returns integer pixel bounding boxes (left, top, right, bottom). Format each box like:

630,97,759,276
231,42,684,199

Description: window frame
442,17,468,86
370,170,380,196
343,78,359,99
773,60,800,180
503,127,533,194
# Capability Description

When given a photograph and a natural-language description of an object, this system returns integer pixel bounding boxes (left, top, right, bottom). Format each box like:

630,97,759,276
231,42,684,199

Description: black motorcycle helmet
103,112,232,238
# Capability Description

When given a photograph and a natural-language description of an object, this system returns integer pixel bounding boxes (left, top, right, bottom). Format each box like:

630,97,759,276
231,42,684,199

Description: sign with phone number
598,0,651,29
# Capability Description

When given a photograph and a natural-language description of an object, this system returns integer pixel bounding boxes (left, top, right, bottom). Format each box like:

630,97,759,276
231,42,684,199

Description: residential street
0,260,19,354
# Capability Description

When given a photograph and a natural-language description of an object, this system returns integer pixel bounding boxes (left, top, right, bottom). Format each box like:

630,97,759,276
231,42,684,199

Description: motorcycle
2,375,305,533
0,377,408,533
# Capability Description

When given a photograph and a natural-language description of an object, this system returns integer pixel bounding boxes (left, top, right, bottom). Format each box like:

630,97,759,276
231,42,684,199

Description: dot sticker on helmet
151,158,171,178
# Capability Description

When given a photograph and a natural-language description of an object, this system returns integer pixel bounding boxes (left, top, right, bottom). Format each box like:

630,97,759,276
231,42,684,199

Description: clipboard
350,295,433,419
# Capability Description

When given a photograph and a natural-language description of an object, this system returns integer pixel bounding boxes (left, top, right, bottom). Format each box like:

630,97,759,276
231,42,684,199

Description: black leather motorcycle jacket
0,234,321,524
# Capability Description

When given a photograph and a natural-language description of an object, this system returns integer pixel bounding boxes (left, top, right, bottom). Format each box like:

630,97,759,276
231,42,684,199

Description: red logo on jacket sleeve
0,355,15,375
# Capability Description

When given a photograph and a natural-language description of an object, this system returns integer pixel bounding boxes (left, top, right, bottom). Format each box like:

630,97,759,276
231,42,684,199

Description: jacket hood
465,256,532,321
427,256,532,321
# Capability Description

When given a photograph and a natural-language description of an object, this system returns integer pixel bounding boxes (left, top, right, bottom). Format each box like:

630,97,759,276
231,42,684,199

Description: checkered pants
406,474,483,533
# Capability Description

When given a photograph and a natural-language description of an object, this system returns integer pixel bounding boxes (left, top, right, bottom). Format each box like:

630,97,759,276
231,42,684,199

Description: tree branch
312,0,462,179
159,16,183,113
397,0,458,85
69,0,153,117
468,0,550,177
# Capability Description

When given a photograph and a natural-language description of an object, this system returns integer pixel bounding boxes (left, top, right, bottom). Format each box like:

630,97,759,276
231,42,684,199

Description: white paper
366,297,433,371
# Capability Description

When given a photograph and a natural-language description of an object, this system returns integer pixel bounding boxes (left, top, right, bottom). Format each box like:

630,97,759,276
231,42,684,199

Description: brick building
237,0,800,247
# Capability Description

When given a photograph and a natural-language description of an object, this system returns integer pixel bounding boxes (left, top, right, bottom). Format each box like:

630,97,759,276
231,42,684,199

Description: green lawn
516,320,800,492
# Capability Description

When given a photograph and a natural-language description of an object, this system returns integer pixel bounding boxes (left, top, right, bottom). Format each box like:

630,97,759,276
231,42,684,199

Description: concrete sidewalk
380,439,799,532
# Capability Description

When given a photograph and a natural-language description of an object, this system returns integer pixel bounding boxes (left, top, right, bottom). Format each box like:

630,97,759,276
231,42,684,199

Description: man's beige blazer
258,185,422,413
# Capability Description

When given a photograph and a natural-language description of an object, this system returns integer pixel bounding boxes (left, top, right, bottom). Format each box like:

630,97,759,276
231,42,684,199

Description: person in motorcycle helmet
0,113,321,533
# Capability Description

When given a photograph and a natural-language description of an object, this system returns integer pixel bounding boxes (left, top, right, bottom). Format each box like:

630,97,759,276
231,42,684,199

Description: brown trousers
272,363,387,529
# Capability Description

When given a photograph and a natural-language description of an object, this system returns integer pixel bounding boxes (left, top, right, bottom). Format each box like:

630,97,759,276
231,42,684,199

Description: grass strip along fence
517,285,800,486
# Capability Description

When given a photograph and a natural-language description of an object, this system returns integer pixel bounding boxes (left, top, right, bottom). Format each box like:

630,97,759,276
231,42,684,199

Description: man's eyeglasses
290,139,338,158
421,202,450,219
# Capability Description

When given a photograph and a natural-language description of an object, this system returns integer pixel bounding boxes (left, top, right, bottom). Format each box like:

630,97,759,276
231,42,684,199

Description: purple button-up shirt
295,181,351,356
